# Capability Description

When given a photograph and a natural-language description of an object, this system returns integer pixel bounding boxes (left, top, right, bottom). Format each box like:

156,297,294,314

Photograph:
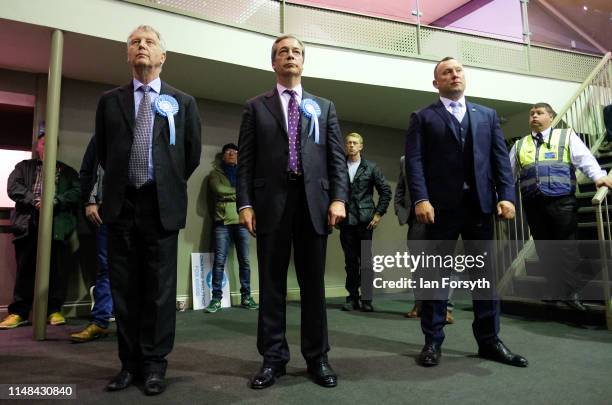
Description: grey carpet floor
1,295,611,405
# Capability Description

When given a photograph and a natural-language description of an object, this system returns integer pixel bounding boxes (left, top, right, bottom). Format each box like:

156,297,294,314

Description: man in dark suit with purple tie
237,35,349,389
405,56,528,368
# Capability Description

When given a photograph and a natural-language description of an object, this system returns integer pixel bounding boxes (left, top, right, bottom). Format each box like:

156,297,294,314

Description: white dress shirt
347,158,361,183
509,126,607,181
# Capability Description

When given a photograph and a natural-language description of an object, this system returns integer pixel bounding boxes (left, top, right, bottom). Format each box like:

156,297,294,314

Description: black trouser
256,177,329,368
339,224,373,301
421,191,499,346
107,184,178,376
523,194,581,298
9,227,71,319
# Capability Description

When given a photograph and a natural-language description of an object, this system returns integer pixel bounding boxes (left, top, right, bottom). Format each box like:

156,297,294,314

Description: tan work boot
0,314,28,329
71,323,110,343
405,302,422,318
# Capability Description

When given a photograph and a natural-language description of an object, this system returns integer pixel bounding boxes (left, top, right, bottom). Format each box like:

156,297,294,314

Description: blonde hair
345,132,363,144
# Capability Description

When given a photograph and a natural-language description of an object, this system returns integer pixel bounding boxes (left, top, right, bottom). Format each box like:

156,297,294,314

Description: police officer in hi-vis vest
509,102,612,310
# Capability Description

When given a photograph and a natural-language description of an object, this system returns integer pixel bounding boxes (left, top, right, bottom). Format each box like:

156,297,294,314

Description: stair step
500,296,608,326
577,206,612,222
512,274,612,301
600,162,612,169
524,257,612,276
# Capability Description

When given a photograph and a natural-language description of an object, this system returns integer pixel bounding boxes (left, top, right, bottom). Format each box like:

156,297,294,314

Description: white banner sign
191,252,231,310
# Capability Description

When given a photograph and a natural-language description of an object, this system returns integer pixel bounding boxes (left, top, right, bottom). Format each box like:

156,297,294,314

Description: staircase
497,52,612,328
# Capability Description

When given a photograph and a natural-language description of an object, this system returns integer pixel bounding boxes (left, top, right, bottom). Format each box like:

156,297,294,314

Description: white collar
276,83,303,98
132,77,161,93
440,96,466,109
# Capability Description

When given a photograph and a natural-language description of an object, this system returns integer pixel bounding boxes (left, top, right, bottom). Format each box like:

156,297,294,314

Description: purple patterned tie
285,89,302,174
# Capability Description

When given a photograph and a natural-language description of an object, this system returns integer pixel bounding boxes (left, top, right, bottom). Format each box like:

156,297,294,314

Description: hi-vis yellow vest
515,128,575,198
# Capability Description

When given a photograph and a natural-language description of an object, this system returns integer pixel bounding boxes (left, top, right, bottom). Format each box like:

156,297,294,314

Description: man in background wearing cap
205,143,257,313
0,132,80,329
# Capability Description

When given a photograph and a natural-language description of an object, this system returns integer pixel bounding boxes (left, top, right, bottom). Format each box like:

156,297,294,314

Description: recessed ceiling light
583,6,588,11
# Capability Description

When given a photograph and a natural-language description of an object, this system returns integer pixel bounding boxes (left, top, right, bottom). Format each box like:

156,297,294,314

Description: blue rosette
155,95,179,145
300,98,321,144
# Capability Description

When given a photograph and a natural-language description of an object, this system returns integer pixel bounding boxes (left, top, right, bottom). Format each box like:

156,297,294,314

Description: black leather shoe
418,343,441,367
106,370,134,391
360,300,374,312
562,293,587,311
143,372,165,396
341,297,360,311
250,365,286,389
307,361,337,388
478,341,528,367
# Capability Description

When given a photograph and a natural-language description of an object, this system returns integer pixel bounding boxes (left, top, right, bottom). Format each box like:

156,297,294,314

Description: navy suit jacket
405,100,514,214
236,87,349,235
96,81,202,231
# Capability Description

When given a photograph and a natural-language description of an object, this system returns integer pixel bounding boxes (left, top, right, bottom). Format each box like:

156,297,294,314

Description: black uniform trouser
256,177,329,368
107,184,178,376
9,227,70,319
339,224,373,301
523,194,582,298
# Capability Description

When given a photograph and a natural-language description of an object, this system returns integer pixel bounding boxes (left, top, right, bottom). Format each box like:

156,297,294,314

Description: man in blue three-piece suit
237,35,349,389
405,57,528,368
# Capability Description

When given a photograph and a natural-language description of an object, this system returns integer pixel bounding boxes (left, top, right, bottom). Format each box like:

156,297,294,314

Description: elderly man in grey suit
95,25,201,395
237,34,348,390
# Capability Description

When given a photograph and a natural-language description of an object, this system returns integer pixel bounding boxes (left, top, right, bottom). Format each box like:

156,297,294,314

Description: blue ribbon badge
155,95,179,145
301,99,321,144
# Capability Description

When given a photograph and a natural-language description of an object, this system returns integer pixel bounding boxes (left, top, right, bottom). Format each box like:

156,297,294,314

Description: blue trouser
211,223,251,299
91,224,113,328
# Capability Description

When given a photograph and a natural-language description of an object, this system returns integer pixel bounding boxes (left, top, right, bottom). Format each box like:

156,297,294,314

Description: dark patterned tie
285,89,302,174
535,132,544,146
129,85,152,187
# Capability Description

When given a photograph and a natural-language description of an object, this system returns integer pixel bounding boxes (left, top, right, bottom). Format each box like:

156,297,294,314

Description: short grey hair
127,25,166,53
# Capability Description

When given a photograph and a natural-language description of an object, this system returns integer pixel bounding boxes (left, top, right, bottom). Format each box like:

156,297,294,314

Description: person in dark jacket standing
339,133,391,312
0,132,80,329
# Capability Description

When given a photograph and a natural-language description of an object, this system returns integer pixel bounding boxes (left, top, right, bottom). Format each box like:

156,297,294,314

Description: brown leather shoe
445,311,455,324
405,303,421,318
71,323,110,343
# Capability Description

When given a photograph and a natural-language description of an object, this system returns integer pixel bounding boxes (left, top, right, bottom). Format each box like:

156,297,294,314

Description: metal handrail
557,52,611,328
552,52,611,129
592,173,612,329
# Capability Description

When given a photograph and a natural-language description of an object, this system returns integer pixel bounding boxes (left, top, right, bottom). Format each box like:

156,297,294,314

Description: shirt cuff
413,199,428,207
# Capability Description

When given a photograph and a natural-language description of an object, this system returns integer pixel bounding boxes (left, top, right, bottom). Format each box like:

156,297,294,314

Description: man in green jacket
205,143,258,313
0,132,80,329
339,133,391,312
